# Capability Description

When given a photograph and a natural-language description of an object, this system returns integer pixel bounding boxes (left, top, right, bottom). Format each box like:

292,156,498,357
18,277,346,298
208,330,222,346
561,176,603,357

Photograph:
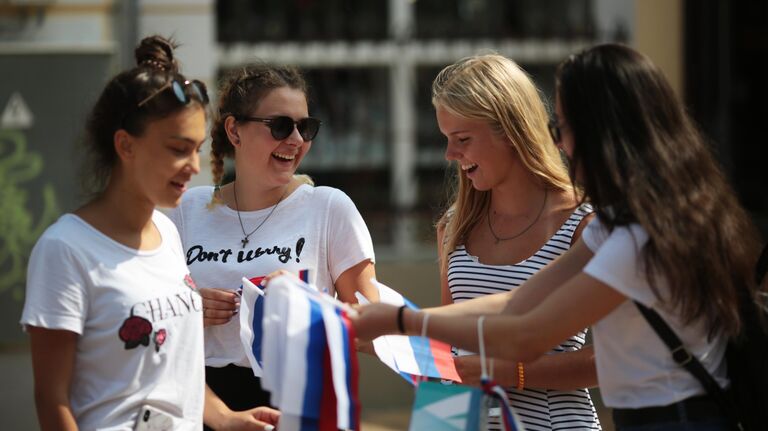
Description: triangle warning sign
1,92,34,129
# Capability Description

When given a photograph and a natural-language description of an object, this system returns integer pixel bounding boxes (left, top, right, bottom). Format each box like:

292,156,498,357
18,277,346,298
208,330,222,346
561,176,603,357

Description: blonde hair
433,54,572,270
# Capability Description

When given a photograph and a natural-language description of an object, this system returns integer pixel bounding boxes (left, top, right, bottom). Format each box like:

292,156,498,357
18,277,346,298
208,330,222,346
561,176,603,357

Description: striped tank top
447,204,601,431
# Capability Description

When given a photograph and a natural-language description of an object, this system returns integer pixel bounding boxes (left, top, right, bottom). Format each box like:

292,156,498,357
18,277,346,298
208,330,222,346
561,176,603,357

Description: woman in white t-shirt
21,36,279,431
351,44,763,430
166,64,378,423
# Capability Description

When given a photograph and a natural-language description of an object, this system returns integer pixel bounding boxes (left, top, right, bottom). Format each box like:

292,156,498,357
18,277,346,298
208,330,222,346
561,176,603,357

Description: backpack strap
634,301,742,429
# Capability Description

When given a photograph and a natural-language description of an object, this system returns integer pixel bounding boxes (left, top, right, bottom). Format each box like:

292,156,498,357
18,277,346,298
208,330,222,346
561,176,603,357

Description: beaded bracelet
516,362,525,390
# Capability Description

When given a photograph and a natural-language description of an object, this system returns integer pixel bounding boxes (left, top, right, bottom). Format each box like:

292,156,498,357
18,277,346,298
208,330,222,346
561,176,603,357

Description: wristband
516,362,525,390
396,305,407,334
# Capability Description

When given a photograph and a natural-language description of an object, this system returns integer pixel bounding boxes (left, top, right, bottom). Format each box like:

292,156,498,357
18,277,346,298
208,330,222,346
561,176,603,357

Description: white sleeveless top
447,204,601,431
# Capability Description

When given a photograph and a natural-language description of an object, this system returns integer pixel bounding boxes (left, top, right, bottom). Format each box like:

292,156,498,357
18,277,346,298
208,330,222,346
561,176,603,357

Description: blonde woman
353,44,761,431
433,54,600,431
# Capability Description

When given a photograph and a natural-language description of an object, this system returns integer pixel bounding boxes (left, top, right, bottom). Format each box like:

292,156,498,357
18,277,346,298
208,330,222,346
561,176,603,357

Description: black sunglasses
236,115,321,142
548,118,562,144
137,79,209,108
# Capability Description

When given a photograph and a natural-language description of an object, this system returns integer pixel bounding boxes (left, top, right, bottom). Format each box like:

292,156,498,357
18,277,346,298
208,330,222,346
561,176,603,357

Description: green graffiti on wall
0,130,59,301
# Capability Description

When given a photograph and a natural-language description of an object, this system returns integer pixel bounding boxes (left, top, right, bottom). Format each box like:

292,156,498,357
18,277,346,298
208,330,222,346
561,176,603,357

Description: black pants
203,364,272,431
612,394,728,429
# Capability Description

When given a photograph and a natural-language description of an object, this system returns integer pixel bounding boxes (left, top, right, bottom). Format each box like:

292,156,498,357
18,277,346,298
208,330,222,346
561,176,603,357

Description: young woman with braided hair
167,64,378,422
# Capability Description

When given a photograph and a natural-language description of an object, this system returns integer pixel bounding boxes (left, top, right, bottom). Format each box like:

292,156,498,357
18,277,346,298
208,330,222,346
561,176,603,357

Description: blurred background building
1,0,765,429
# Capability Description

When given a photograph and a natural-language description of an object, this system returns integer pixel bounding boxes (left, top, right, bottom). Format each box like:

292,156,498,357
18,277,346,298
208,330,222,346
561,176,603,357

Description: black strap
634,301,742,429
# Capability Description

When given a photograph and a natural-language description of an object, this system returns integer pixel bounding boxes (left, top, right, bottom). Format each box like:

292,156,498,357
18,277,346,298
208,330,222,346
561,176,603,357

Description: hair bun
135,35,179,73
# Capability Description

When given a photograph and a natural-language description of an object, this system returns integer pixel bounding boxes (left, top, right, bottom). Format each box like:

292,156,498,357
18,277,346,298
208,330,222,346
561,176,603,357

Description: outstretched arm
353,271,625,363
412,272,624,362
454,346,597,389
427,239,595,318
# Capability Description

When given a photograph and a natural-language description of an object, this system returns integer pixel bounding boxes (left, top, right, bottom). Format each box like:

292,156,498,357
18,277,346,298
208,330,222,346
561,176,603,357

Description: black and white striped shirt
447,204,601,431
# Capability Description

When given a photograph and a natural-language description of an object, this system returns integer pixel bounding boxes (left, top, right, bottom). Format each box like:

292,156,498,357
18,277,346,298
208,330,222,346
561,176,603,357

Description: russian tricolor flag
256,274,360,431
359,280,461,385
239,270,310,377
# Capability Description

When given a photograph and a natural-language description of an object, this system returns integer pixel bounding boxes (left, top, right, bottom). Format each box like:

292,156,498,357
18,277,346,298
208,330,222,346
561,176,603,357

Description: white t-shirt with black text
582,217,729,408
21,211,205,430
167,184,375,369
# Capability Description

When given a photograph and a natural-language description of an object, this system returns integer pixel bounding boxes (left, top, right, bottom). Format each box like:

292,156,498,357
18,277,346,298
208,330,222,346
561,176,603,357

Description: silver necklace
487,189,548,244
233,181,286,248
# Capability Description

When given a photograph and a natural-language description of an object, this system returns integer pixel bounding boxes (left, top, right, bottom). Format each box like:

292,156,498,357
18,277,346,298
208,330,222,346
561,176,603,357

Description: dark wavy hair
209,64,308,185
557,43,760,336
82,35,208,196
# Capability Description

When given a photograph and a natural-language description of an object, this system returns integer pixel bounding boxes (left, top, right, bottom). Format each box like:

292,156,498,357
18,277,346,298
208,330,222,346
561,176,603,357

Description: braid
209,123,229,187
206,143,227,208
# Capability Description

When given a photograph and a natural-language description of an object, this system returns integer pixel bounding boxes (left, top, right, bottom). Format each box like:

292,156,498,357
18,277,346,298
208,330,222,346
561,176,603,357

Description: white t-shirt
167,184,375,368
20,211,205,430
582,217,729,408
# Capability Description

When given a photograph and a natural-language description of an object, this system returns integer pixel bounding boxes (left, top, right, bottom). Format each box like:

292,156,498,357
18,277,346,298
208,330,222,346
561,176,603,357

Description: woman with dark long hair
351,43,762,430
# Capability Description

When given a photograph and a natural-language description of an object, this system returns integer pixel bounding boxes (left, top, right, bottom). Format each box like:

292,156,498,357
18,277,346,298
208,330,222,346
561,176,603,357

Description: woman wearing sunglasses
432,54,600,431
21,36,278,430
167,64,378,420
352,44,762,430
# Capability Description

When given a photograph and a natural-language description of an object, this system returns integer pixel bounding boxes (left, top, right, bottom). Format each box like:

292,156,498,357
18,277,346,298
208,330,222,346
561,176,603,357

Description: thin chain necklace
233,181,287,248
487,188,548,244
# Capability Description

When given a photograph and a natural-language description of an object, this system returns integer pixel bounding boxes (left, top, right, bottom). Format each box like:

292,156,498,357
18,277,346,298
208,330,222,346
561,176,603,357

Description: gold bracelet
516,362,525,390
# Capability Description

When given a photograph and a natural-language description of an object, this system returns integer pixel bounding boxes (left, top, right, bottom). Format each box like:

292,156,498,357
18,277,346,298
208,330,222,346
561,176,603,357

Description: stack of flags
237,274,467,430
239,270,309,376
239,274,359,431
357,280,461,385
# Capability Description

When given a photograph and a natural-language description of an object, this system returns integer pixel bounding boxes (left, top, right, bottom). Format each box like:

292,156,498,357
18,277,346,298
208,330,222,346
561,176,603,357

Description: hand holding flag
352,280,461,385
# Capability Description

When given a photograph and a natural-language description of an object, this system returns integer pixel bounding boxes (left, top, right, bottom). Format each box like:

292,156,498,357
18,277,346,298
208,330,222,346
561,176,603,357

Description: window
215,0,599,252
217,0,388,43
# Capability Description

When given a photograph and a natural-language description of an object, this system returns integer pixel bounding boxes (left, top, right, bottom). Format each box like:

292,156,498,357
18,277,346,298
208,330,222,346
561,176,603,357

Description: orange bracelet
516,362,525,390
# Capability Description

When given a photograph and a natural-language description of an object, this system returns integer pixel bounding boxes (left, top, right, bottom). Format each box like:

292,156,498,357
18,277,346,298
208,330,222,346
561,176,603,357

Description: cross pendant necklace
233,180,287,249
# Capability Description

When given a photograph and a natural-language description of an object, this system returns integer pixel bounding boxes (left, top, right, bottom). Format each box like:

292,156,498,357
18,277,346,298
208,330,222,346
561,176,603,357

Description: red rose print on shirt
118,316,152,349
184,274,198,290
154,329,167,352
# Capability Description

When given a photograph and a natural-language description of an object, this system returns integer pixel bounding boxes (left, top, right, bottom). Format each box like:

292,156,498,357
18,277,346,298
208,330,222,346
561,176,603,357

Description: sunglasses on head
236,115,321,142
137,79,209,108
